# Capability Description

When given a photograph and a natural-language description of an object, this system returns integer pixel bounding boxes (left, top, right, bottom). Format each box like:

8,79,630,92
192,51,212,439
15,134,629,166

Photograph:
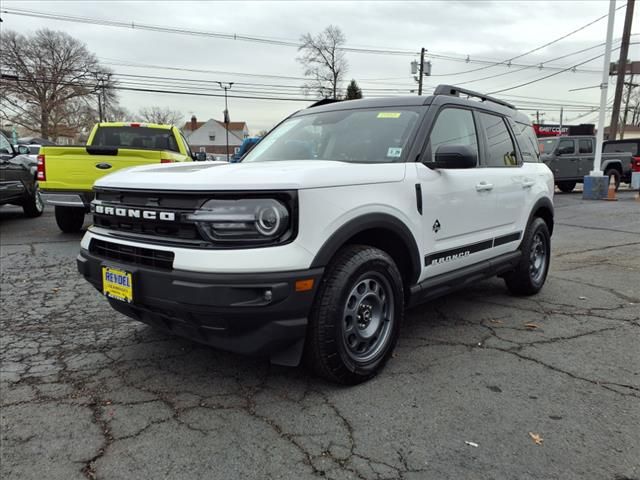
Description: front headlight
185,198,292,245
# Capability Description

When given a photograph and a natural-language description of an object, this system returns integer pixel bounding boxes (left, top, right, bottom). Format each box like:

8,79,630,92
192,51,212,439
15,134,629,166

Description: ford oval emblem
96,163,112,169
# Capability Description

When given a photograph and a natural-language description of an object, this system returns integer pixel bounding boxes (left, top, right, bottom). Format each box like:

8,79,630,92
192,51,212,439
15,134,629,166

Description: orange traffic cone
605,175,618,201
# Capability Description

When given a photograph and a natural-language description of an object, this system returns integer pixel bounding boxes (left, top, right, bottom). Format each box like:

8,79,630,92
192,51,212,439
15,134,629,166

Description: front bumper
77,249,323,361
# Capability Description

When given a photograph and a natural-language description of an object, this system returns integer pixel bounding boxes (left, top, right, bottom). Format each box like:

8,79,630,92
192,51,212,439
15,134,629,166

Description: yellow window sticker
377,112,402,119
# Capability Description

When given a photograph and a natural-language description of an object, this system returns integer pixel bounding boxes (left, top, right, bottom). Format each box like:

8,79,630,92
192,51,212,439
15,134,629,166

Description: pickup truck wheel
305,245,404,385
22,182,44,218
604,168,621,191
504,217,550,296
557,181,576,193
55,206,85,233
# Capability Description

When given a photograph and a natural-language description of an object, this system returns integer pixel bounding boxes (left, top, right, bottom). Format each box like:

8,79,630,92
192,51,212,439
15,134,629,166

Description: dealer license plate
102,266,133,303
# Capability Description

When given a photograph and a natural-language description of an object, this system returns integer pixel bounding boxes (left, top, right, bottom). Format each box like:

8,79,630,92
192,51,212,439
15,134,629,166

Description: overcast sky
1,0,639,133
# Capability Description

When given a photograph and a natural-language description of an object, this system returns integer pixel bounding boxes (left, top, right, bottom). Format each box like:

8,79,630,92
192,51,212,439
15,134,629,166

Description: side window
479,112,518,167
427,108,478,164
557,139,575,155
510,119,540,163
578,139,593,154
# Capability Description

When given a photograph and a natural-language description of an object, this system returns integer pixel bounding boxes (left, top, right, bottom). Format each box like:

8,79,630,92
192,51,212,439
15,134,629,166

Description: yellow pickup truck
39,122,195,232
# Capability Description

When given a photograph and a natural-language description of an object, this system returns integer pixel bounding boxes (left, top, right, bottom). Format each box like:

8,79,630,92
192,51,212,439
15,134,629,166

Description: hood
94,160,407,190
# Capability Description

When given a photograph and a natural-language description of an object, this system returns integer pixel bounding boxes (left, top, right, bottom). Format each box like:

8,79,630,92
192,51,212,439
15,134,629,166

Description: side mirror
431,145,477,169
195,152,207,161
17,145,30,155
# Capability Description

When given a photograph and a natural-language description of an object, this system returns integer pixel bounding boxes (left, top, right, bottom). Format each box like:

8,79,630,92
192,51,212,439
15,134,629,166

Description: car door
476,111,526,236
577,138,594,177
553,138,578,180
416,106,501,279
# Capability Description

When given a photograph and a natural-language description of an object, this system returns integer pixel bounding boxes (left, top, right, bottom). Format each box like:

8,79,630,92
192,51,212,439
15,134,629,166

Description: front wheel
504,218,551,296
305,245,404,385
22,181,44,218
55,206,85,233
557,181,576,193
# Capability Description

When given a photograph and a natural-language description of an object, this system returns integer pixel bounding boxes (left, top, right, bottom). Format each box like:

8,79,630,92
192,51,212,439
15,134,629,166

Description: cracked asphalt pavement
1,191,639,480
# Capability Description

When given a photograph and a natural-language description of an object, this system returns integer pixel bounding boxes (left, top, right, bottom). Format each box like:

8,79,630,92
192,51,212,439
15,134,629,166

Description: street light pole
218,82,234,161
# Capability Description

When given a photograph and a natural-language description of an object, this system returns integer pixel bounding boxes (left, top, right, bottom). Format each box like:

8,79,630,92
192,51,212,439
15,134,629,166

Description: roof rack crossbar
433,85,515,110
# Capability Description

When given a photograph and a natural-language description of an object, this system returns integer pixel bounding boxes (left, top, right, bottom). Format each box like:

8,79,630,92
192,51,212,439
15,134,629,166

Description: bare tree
297,25,348,99
137,106,184,126
0,29,113,140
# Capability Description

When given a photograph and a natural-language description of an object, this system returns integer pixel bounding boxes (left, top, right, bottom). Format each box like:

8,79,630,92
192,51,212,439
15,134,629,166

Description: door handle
522,179,536,189
475,182,494,192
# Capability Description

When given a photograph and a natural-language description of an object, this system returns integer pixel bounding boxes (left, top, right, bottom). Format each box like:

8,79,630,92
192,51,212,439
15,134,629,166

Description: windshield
242,108,420,163
538,138,558,154
92,126,179,152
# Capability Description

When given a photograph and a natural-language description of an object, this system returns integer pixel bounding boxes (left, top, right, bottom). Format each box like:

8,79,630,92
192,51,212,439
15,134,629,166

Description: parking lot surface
1,191,639,480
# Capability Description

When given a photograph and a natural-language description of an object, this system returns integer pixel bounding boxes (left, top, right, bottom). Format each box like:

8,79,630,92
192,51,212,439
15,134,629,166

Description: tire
604,168,621,192
305,245,404,385
557,181,576,193
504,217,551,296
55,206,85,233
22,181,44,218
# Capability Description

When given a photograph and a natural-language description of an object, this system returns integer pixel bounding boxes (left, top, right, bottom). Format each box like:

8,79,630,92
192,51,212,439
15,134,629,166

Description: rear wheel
557,181,576,193
55,206,85,233
305,245,404,384
504,217,551,296
22,181,44,218
604,168,621,192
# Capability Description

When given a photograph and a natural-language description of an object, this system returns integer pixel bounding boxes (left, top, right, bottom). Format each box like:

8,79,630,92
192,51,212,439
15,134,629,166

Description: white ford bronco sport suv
78,85,554,384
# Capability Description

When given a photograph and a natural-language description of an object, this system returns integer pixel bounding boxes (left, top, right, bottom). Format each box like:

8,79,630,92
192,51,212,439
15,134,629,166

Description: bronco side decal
425,232,522,266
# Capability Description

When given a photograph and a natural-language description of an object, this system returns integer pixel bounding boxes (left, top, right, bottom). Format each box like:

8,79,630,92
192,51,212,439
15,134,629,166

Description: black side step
408,251,521,307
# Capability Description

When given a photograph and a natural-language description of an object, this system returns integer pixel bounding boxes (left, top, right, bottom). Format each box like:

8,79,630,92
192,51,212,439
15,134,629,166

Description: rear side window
427,108,478,163
603,141,638,155
510,120,540,163
92,127,179,152
578,139,593,154
478,112,518,167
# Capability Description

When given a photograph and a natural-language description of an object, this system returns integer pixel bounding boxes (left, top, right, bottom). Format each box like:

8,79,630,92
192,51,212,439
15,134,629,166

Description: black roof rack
433,85,515,110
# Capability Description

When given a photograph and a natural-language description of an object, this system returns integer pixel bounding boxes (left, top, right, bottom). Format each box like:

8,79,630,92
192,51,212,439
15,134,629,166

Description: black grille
90,239,174,270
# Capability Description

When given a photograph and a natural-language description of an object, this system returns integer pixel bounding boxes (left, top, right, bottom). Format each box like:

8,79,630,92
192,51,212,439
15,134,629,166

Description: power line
0,7,418,56
427,3,627,77
486,46,625,95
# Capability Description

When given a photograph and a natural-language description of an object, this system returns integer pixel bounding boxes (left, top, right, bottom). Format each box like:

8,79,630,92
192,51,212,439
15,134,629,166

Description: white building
182,115,249,155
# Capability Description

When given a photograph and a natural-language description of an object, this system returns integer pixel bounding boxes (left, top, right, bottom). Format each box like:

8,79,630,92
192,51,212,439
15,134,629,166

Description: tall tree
0,29,114,139
345,79,363,100
138,106,183,126
298,25,347,99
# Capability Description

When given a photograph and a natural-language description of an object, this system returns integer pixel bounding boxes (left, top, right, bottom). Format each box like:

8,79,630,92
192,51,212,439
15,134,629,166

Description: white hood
94,160,406,190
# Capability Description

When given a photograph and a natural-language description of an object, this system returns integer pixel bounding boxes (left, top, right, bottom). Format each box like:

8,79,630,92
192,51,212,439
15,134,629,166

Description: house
182,115,249,156
603,125,640,140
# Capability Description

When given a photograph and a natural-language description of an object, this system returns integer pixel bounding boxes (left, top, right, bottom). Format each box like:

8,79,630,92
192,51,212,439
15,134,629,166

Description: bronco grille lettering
93,204,176,221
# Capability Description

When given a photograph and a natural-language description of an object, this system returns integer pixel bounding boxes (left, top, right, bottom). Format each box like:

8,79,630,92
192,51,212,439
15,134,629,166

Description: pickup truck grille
92,189,207,246
89,239,174,270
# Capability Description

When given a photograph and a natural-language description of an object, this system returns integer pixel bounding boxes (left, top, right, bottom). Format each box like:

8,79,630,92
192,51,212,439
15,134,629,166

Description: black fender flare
527,197,554,236
309,213,421,284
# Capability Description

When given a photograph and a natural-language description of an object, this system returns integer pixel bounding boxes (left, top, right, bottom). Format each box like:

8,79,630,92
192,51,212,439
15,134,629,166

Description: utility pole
418,48,425,96
609,0,635,140
621,76,638,139
218,82,234,162
591,0,617,177
559,107,563,134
